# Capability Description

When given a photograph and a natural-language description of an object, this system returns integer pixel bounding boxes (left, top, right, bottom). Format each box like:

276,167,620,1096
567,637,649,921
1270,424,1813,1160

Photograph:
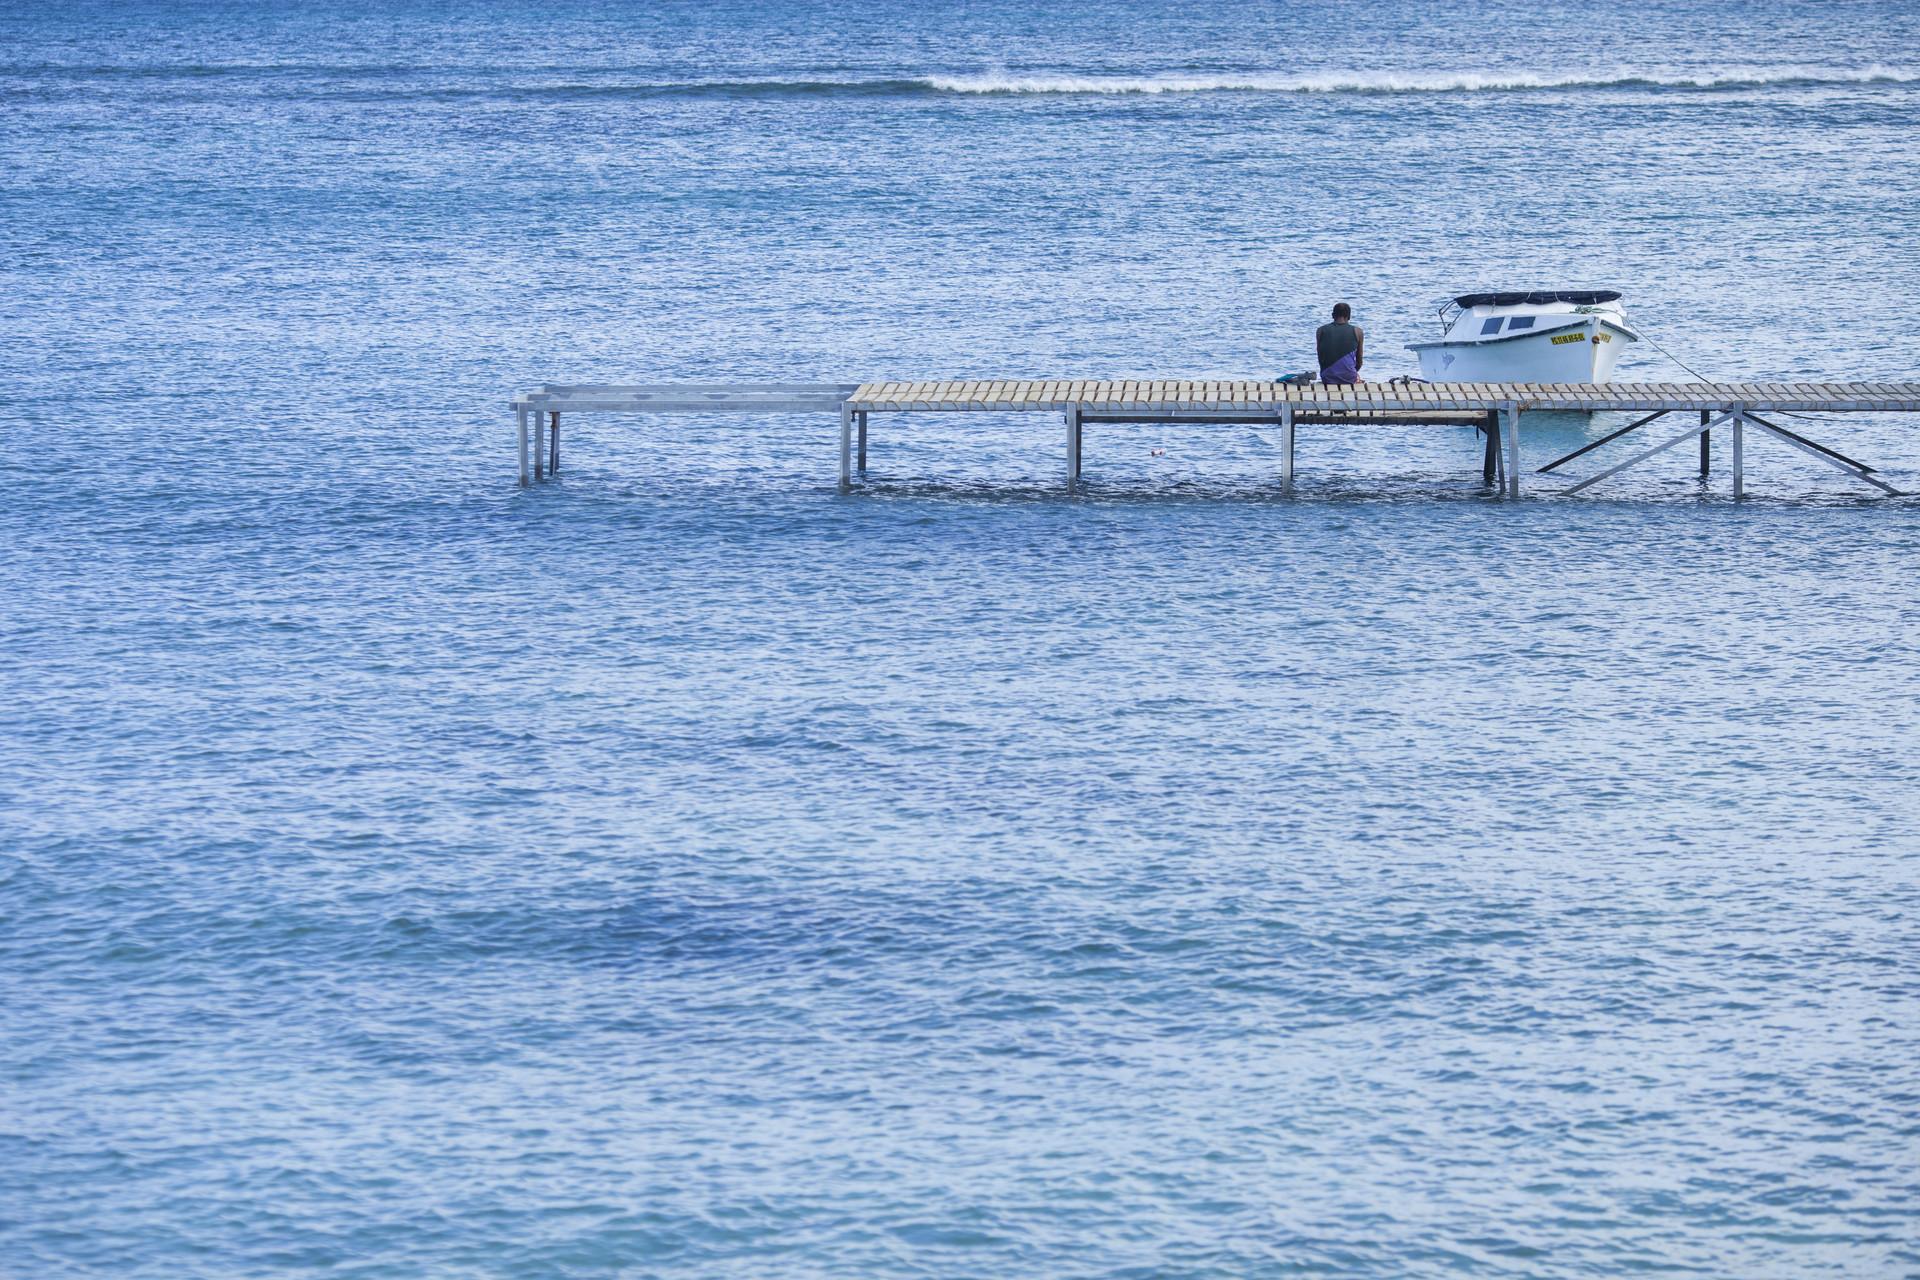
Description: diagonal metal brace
1537,410,1672,474
1741,412,1879,474
1746,420,1905,496
1564,411,1737,495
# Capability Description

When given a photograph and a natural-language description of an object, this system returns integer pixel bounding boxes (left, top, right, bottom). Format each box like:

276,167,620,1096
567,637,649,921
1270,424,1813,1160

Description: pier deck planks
837,380,1920,414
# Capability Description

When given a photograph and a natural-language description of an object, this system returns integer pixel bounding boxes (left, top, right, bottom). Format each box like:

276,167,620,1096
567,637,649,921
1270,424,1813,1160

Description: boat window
1507,316,1536,330
1480,317,1504,335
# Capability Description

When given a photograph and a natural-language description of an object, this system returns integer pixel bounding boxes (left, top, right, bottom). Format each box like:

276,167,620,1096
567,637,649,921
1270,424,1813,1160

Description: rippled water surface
4,1,1920,1275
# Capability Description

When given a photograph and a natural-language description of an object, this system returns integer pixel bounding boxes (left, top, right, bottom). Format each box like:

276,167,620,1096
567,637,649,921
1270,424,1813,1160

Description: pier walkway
511,380,1920,498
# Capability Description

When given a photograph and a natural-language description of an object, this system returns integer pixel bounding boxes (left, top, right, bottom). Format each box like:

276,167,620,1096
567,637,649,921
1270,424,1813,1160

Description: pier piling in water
838,402,853,492
1733,414,1745,497
1282,405,1296,491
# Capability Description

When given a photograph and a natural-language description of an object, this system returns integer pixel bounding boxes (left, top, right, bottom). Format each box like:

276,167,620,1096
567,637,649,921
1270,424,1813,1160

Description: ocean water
5,1,1920,1275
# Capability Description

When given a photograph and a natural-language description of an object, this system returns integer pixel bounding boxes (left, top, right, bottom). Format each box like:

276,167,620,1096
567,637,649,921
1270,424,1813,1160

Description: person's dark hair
1332,302,1351,321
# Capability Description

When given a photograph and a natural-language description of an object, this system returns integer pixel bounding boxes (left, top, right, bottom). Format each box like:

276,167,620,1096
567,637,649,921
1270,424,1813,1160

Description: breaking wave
31,63,1919,102
919,66,1920,95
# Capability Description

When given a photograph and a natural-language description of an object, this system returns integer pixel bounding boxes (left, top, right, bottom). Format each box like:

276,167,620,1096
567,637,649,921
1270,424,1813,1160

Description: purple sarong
1319,350,1359,385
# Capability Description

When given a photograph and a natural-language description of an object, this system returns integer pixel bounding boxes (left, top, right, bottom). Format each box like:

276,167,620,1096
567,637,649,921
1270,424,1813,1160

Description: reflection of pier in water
510,380,1920,498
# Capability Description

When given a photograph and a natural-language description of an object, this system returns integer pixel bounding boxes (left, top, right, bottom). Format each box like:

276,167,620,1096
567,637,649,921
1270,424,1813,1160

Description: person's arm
1354,326,1365,370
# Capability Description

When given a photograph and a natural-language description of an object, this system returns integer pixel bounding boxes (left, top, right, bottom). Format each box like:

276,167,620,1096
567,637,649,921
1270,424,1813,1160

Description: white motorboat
1407,290,1639,383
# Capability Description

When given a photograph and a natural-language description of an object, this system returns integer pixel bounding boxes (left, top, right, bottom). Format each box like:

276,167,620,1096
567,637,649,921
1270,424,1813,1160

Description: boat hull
1410,319,1632,383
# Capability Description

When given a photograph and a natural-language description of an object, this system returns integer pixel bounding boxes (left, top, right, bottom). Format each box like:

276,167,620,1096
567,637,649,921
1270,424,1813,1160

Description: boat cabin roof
1452,290,1621,308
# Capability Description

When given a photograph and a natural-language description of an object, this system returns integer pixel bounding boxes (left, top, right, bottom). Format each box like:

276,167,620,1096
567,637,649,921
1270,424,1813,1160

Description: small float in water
1408,290,1639,383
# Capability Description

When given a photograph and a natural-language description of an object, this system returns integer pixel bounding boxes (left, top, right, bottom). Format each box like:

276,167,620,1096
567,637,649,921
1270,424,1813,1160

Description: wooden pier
511,380,1920,498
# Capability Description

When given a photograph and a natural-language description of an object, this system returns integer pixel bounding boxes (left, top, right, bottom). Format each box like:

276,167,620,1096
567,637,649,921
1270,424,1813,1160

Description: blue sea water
5,1,1920,1275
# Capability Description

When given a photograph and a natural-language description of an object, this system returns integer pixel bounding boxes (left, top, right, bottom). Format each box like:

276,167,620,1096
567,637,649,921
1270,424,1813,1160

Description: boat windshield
1437,290,1620,335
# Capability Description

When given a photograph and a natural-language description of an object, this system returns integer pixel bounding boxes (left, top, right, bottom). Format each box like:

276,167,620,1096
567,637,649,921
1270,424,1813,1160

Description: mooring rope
1632,318,1718,383
1633,318,1824,421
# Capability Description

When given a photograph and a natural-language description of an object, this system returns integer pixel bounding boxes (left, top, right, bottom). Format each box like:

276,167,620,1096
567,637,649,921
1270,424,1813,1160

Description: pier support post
533,405,544,481
1501,404,1521,498
1699,409,1710,476
1065,408,1082,488
517,406,529,487
1481,409,1498,485
839,402,853,492
1732,410,1745,498
549,411,559,475
857,411,868,473
1281,405,1295,492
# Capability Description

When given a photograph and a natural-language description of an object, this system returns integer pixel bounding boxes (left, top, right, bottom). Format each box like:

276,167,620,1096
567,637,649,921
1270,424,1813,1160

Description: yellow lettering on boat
1551,334,1582,345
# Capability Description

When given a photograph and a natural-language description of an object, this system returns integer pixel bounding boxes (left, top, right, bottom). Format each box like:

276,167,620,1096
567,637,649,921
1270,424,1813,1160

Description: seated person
1316,302,1364,385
